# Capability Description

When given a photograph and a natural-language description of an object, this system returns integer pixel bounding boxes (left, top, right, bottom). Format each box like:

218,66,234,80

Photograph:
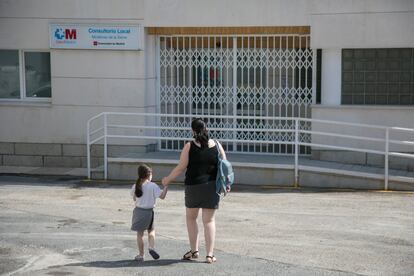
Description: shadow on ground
62,258,195,268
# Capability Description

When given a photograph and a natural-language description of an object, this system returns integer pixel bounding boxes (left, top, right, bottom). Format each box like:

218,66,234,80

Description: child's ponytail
135,164,152,198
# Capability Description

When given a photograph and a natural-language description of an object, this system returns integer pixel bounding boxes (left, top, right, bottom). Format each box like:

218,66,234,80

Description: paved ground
0,175,413,276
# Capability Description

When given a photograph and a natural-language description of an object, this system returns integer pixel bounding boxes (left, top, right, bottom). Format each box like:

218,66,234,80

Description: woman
162,118,229,264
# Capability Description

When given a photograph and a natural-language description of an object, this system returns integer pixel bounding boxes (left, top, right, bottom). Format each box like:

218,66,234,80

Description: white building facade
0,0,413,171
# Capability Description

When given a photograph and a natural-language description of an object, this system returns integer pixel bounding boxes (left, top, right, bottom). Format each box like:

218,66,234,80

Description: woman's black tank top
185,141,218,186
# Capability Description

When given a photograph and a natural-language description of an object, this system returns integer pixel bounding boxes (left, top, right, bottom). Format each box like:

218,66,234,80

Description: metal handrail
87,112,414,190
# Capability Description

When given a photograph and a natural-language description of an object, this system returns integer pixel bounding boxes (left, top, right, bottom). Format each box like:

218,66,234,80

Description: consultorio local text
88,28,131,34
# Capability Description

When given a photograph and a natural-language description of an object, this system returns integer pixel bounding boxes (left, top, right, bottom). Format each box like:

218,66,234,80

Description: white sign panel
49,24,142,50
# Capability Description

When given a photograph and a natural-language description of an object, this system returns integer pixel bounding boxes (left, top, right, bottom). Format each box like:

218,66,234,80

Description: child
130,164,168,261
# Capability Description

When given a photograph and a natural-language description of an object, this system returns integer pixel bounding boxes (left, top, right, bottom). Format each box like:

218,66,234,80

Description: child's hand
226,185,231,193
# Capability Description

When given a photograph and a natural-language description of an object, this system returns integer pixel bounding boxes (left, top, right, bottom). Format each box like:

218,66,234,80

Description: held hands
161,177,170,187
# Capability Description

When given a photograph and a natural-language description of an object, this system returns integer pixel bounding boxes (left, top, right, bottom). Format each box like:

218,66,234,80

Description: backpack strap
214,139,223,159
214,139,225,195
214,140,225,176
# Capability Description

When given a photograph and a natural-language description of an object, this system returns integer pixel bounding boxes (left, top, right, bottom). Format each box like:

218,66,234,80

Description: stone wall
0,142,154,168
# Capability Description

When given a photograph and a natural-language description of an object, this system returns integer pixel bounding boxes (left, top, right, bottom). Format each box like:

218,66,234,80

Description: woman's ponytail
191,118,209,149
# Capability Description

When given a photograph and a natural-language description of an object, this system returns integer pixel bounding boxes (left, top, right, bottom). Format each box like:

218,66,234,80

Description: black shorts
185,181,220,209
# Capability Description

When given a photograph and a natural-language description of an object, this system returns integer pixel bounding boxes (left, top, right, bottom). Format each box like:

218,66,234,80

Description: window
0,50,51,100
342,48,414,105
0,50,20,99
24,52,51,98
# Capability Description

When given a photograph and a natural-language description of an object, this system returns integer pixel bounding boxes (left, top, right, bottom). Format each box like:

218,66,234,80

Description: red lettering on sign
65,29,77,40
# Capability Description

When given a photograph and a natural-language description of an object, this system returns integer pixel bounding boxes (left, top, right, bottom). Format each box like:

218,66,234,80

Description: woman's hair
135,164,152,198
191,118,209,149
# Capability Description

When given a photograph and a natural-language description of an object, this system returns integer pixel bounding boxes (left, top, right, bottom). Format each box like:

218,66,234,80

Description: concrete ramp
91,152,414,191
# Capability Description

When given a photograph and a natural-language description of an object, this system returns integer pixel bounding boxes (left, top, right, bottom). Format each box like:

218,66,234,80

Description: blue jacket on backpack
215,140,234,196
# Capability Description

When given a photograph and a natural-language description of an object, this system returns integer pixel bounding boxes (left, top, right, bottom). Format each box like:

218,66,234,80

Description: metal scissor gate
157,35,314,154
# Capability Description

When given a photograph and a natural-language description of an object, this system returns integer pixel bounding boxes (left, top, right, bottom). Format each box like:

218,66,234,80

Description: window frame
0,49,51,102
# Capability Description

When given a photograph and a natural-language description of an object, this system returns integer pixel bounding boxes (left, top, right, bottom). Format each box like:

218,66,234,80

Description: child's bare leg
148,229,155,250
147,229,160,259
136,231,144,256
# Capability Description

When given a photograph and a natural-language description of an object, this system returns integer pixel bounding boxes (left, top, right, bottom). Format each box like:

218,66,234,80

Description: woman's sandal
206,255,216,264
182,250,199,260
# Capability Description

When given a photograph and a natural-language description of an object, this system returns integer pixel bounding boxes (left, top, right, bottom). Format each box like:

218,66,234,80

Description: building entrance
158,34,313,154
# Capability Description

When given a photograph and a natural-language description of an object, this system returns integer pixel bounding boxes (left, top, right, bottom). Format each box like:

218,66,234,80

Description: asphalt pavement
0,175,413,275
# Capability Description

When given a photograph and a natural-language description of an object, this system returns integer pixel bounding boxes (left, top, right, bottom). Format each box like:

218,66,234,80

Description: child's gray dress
131,207,154,231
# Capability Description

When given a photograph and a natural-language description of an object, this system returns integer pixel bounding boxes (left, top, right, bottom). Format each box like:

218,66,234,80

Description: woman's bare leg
186,208,200,253
202,208,216,257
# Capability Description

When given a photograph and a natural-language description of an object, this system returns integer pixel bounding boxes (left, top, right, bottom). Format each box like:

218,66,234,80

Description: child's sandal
149,249,160,260
206,255,216,264
134,255,144,262
182,250,199,260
